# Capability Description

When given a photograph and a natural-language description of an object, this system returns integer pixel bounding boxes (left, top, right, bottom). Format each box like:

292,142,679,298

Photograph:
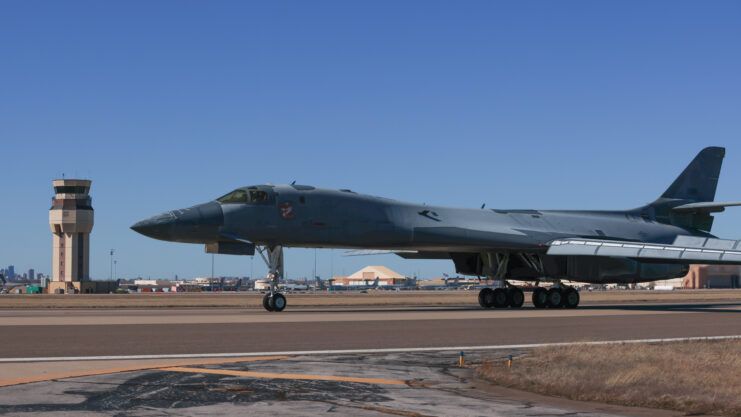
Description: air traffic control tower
48,179,94,293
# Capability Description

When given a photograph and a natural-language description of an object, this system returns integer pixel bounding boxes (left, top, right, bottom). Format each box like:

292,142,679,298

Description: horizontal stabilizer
547,237,741,264
672,201,741,213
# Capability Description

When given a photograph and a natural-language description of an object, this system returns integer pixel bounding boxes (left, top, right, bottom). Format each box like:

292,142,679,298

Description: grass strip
477,339,741,416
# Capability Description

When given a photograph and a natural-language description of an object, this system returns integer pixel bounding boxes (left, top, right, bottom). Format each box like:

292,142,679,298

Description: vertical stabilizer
661,147,725,202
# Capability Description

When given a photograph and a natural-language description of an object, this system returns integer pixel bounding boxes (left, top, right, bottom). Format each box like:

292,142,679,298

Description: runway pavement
0,301,739,358
0,301,739,416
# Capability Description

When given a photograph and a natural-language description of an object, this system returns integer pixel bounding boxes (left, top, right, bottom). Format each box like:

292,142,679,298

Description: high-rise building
49,179,94,286
7,265,14,280
28,269,35,280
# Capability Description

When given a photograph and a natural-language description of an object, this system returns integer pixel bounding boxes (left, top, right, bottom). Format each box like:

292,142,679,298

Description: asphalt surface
1,301,738,416
1,301,739,358
0,351,687,417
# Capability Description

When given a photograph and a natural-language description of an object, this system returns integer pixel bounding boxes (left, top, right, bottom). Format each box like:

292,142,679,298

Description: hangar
332,266,411,287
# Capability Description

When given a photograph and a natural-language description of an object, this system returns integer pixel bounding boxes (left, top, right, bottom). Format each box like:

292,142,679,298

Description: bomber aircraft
132,147,741,312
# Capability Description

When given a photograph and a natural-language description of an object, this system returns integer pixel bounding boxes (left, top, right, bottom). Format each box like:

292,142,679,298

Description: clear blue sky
1,1,739,280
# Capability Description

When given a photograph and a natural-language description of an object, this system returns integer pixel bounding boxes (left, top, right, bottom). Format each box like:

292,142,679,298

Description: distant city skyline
0,265,45,280
1,1,739,280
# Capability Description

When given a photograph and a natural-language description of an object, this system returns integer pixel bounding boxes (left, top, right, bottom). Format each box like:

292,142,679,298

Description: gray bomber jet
132,147,741,312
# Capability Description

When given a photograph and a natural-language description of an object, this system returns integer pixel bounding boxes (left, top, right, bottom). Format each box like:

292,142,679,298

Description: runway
1,301,739,416
1,301,739,358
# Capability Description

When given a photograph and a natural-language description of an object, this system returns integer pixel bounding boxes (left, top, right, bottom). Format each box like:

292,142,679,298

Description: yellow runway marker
162,366,408,386
0,356,291,387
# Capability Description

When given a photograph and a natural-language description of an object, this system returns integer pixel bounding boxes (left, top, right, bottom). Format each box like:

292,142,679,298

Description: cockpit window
217,189,248,203
249,190,269,203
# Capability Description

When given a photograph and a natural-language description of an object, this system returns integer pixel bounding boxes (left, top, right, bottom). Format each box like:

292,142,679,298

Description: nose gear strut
256,245,287,312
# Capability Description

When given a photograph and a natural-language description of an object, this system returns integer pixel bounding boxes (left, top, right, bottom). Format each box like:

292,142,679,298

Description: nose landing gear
256,245,287,312
263,292,286,312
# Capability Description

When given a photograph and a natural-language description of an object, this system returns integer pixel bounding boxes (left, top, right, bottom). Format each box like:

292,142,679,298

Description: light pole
113,260,117,281
109,249,114,280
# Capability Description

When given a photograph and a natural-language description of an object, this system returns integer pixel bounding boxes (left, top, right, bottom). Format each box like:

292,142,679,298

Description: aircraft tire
532,287,548,308
563,287,580,308
546,288,563,308
270,293,287,312
262,294,274,312
478,288,494,308
492,288,509,308
508,287,524,308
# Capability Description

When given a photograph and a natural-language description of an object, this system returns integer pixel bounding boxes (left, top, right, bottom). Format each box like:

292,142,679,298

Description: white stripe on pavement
1,335,739,363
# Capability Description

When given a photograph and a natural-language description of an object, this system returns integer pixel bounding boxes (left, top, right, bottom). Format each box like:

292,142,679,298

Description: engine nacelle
557,256,689,284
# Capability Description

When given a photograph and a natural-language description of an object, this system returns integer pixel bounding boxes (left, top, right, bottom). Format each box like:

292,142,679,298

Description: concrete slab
0,351,687,417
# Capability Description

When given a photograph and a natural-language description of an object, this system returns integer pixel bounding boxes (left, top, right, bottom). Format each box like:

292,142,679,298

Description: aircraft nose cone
130,211,178,240
131,201,224,243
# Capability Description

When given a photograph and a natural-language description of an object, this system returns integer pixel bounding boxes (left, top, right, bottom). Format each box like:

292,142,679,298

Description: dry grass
0,289,739,308
477,339,741,416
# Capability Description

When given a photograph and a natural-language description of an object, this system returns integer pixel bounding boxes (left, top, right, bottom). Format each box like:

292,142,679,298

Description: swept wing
547,236,741,264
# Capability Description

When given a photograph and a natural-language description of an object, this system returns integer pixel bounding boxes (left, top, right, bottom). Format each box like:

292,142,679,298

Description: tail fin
660,146,725,202
648,147,726,232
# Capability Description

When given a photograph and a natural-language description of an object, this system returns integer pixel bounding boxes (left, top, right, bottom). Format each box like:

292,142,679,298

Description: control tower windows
54,186,88,194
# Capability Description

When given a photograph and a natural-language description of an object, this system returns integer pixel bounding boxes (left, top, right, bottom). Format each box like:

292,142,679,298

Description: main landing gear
478,254,525,309
256,245,287,312
476,252,580,309
532,285,579,308
479,284,579,309
478,286,525,309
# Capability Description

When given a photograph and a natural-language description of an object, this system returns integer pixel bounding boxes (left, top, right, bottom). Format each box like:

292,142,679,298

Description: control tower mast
49,179,94,284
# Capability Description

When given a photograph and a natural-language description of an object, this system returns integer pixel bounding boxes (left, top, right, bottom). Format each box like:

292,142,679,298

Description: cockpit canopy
217,186,272,204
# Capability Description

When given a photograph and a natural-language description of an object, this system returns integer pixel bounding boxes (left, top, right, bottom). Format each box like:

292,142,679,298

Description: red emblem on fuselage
280,202,295,219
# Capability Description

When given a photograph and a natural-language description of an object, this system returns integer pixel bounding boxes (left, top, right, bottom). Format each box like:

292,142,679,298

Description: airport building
682,264,741,289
